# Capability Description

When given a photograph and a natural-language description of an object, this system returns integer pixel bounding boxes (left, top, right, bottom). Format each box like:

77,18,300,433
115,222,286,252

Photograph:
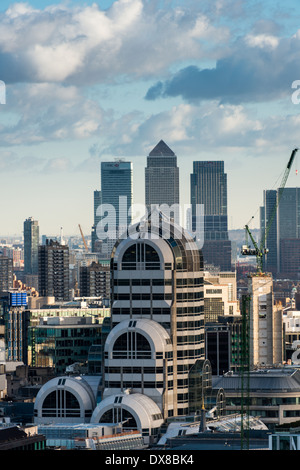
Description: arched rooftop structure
34,375,100,425
113,209,203,272
90,391,164,444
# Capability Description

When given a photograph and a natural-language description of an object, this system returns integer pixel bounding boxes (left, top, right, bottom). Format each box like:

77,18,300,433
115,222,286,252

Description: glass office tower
261,187,300,277
99,161,133,241
190,161,231,271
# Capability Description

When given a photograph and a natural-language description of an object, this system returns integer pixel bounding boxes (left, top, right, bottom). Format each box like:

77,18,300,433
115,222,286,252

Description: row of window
177,334,203,344
112,308,170,315
115,293,173,301
105,381,190,394
112,306,203,316
113,278,203,287
105,367,164,374
114,292,203,301
106,351,173,360
106,365,194,376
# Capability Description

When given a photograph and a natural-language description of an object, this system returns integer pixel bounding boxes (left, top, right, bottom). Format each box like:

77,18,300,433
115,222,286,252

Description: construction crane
241,148,298,273
78,224,88,252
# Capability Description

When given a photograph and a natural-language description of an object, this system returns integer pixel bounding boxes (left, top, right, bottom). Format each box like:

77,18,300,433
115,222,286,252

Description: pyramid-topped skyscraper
145,140,179,212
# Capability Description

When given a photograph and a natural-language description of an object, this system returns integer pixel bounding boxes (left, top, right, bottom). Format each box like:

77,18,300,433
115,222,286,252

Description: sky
1,0,300,238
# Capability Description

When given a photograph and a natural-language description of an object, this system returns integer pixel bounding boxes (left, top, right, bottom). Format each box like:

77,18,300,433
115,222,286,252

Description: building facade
100,160,132,237
91,190,102,253
204,271,240,323
99,210,204,430
248,274,283,368
190,161,232,271
24,217,39,275
145,140,179,214
38,240,70,301
261,187,300,278
0,256,13,293
79,262,110,298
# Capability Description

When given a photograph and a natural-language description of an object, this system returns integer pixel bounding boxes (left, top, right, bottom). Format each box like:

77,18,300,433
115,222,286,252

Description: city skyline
1,0,300,236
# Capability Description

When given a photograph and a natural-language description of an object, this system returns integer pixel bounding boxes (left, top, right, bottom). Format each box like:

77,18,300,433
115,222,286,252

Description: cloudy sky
0,0,300,237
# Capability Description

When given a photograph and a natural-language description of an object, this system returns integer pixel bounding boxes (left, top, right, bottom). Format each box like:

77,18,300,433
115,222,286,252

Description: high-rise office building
95,161,132,256
101,160,132,231
38,240,70,301
95,210,205,438
145,140,179,213
261,187,300,277
24,217,39,275
0,256,13,293
190,161,232,271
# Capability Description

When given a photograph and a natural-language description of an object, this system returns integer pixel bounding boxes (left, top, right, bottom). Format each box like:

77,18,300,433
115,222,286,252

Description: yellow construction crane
78,224,88,252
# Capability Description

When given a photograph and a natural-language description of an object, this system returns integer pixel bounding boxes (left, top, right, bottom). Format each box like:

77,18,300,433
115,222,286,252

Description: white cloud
0,0,230,85
245,33,279,49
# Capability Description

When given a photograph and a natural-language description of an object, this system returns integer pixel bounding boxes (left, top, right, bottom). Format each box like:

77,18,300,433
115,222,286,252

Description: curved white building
91,391,164,444
104,210,204,423
33,210,205,444
34,375,100,425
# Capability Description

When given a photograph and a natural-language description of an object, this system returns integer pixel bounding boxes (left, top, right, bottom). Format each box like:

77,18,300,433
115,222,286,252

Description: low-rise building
213,367,300,427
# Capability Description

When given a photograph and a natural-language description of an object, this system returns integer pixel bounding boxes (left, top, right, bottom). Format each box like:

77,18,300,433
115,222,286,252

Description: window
122,243,160,270
100,408,137,428
42,390,81,418
113,331,152,359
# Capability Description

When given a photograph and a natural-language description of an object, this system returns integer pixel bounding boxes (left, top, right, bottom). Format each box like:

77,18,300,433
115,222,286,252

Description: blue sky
1,0,300,237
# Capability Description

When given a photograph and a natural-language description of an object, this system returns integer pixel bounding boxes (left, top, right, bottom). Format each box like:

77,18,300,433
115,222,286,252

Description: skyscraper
145,140,179,213
0,256,13,292
24,217,39,275
38,240,70,301
96,210,205,435
190,161,232,271
95,161,133,254
261,187,300,277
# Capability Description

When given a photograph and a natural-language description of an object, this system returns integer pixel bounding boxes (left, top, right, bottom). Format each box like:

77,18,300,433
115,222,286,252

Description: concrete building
38,239,70,302
213,367,300,427
79,262,110,298
0,256,13,293
24,217,39,275
103,210,204,418
248,274,283,368
204,271,240,323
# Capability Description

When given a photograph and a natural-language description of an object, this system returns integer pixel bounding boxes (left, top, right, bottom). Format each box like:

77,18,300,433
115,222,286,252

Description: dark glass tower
260,189,277,275
100,160,133,239
190,161,231,271
261,187,300,277
24,217,39,275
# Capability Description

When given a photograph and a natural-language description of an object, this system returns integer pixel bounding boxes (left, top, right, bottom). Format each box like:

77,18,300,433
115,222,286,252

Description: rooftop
149,140,175,157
